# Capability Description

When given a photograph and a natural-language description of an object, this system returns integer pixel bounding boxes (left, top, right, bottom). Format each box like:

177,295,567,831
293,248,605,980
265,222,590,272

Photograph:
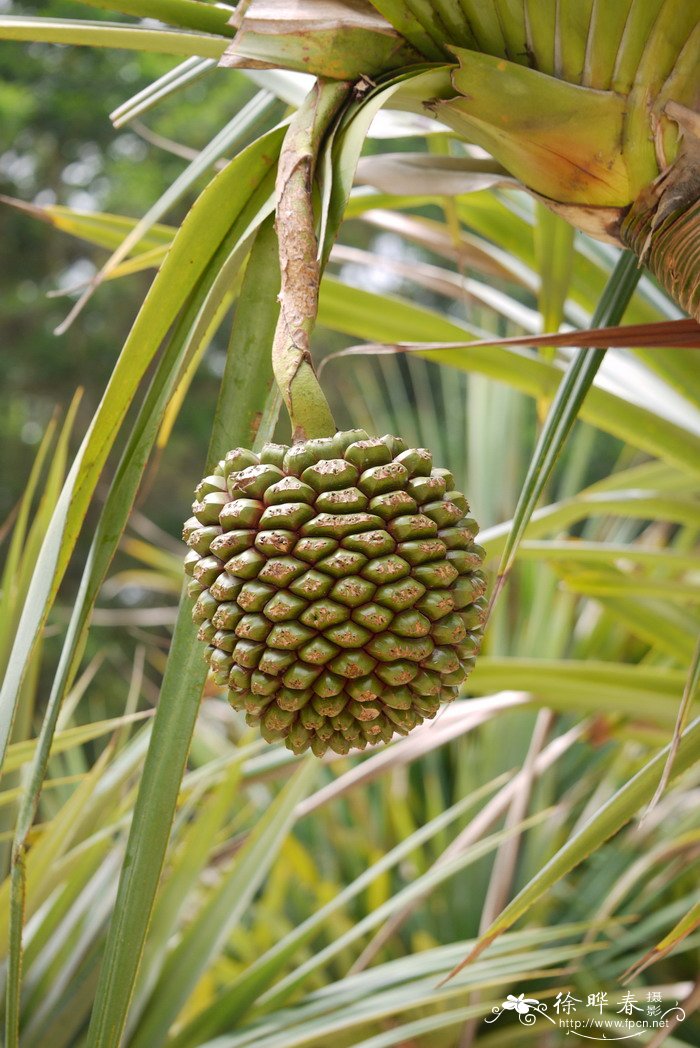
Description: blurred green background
0,1,267,527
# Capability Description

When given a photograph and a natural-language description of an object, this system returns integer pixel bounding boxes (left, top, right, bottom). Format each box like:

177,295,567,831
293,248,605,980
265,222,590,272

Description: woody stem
620,103,700,321
272,79,351,441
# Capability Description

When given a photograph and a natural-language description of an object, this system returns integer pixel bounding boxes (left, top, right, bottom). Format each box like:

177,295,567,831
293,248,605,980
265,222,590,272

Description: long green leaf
203,940,601,1048
257,812,552,1014
318,280,700,476
534,203,575,343
0,16,227,57
516,540,700,571
0,197,176,253
444,715,700,979
480,491,700,558
4,745,111,1047
0,417,58,673
130,761,316,1048
74,0,233,36
170,775,510,1046
58,91,277,333
2,712,151,776
622,898,700,983
3,220,254,1036
125,766,245,1033
490,251,640,606
4,169,275,1048
85,217,283,1048
0,124,284,771
111,55,216,127
4,165,278,1038
645,633,700,816
467,659,688,726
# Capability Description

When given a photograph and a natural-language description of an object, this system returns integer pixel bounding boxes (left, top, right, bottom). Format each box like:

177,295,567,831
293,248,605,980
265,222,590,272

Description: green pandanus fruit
184,432,486,755
183,79,486,753
222,0,700,320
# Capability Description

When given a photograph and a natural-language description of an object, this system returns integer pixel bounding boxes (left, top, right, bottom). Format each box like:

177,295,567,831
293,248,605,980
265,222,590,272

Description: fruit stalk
272,78,350,441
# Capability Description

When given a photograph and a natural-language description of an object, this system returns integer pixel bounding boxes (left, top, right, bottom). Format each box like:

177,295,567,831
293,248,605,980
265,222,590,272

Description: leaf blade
443,715,700,980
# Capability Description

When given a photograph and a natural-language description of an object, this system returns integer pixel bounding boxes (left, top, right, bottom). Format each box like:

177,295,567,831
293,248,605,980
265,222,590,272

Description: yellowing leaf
437,48,633,206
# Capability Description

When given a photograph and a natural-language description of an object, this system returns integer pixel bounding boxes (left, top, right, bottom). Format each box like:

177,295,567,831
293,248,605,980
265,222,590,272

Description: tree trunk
620,105,700,321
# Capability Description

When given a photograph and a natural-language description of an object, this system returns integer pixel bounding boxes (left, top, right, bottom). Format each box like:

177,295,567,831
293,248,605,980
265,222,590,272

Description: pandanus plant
1,5,700,1048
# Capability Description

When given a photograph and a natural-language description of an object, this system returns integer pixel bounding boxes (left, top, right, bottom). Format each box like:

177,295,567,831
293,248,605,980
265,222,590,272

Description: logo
485,989,687,1040
486,993,555,1026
